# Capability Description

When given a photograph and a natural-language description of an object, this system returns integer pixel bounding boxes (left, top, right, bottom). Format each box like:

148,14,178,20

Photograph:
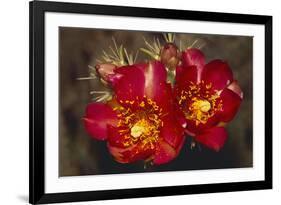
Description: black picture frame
29,0,272,204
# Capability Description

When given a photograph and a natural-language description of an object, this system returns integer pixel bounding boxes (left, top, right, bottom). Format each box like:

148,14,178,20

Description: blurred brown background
59,27,252,176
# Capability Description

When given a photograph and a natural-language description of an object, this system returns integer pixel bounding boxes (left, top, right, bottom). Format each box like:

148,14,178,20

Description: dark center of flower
178,81,223,126
114,97,163,149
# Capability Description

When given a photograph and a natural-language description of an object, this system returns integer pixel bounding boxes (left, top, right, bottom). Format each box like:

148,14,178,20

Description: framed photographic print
29,0,272,204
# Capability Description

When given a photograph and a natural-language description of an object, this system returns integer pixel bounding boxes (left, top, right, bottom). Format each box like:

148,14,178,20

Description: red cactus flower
174,48,243,151
84,61,185,164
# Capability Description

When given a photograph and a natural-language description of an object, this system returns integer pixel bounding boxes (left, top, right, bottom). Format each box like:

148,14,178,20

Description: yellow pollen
130,119,150,138
140,101,145,107
114,97,163,149
193,99,211,112
178,81,223,126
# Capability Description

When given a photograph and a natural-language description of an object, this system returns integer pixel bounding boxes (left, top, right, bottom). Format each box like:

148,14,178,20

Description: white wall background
0,0,279,204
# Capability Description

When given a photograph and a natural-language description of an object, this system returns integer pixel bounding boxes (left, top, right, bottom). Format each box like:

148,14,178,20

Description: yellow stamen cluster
178,81,223,126
114,97,164,149
131,119,151,138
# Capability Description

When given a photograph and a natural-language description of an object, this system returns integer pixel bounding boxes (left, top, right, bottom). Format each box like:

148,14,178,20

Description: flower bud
95,63,116,80
160,43,180,70
95,63,123,86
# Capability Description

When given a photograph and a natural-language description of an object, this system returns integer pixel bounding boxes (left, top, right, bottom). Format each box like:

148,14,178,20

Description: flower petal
182,48,205,71
114,65,145,106
122,145,154,163
107,125,128,148
219,88,242,122
173,104,188,129
227,80,243,99
107,143,128,163
181,48,205,82
153,139,177,165
195,127,227,151
152,82,174,112
184,114,220,135
106,73,123,86
175,133,186,153
107,141,154,164
143,61,167,100
175,65,184,82
83,103,118,140
107,143,136,163
160,113,184,148
175,65,198,91
201,60,233,91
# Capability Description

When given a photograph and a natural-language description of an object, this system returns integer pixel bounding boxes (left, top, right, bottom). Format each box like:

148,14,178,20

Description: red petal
219,88,242,122
201,60,233,91
182,48,205,70
107,141,154,164
83,103,118,140
174,104,188,129
160,113,184,148
114,65,145,106
106,73,123,86
122,145,154,163
227,80,243,99
107,125,129,148
175,65,198,91
141,61,173,111
184,114,220,135
175,65,184,82
143,61,167,100
152,82,174,112
175,133,186,153
195,127,227,151
153,140,177,165
181,48,205,82
107,143,128,163
107,143,137,163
